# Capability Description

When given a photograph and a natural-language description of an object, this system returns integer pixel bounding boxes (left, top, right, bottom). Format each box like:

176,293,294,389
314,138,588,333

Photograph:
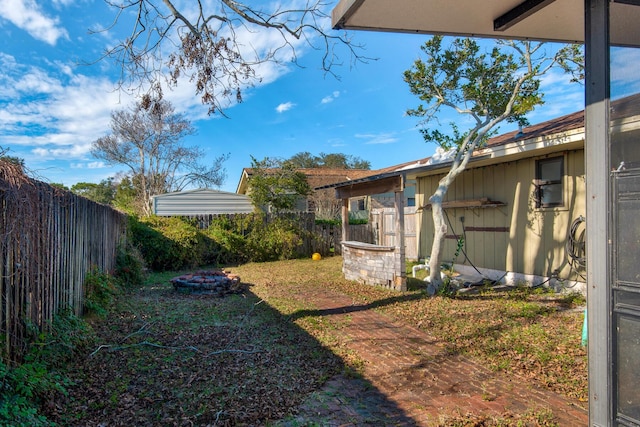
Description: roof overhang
334,174,404,198
320,128,587,195
405,130,586,180
332,0,640,46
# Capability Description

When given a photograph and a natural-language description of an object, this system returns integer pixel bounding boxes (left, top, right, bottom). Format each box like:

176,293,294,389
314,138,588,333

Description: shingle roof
238,167,374,193
484,110,584,148
296,168,374,188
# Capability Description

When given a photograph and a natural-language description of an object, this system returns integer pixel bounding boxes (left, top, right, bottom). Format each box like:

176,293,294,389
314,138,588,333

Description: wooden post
341,198,349,242
394,190,407,291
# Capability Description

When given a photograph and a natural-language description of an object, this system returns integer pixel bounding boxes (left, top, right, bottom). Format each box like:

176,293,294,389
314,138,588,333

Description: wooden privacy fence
1,162,127,361
370,207,418,261
180,212,376,256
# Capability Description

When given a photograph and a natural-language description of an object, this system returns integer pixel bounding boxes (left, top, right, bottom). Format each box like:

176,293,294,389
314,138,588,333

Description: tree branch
95,0,368,115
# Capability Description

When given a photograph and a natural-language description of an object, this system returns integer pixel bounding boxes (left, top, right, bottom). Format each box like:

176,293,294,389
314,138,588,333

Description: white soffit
332,0,640,46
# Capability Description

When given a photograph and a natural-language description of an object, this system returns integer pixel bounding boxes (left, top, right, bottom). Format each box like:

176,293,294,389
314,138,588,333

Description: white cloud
276,102,295,113
86,161,106,169
321,90,341,104
0,58,127,159
0,0,69,45
52,0,75,7
32,143,92,159
356,132,399,145
0,54,228,168
321,95,333,104
70,161,107,169
611,47,640,96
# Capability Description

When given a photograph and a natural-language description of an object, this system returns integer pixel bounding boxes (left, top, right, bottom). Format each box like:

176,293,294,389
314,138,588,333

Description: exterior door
610,34,640,426
612,169,640,425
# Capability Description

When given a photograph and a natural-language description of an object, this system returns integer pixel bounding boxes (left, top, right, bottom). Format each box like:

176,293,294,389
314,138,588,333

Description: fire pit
170,270,243,296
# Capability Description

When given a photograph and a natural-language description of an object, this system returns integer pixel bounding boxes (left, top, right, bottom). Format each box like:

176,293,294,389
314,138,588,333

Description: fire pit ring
170,270,242,296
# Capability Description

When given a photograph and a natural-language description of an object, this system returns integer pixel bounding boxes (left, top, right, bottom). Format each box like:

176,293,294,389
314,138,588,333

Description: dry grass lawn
47,256,587,426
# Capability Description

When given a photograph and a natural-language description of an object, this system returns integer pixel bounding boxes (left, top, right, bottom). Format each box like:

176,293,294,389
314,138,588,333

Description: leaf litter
46,256,587,426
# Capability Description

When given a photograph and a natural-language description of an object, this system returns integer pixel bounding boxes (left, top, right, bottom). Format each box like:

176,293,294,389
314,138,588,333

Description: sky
0,0,585,194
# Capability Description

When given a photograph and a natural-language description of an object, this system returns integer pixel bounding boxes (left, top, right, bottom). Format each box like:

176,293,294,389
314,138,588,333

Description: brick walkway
285,287,589,426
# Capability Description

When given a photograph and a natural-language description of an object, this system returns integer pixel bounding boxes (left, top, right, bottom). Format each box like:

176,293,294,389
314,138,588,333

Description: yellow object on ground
312,253,321,261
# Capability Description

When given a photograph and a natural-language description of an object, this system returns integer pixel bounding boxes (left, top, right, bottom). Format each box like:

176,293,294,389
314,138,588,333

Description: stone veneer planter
341,241,406,291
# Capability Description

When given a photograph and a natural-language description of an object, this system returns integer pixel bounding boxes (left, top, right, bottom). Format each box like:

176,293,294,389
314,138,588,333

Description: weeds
83,267,119,318
1,309,94,427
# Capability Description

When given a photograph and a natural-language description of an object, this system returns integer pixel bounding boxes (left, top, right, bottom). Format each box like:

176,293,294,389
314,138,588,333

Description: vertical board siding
0,170,126,361
369,208,418,261
416,150,586,280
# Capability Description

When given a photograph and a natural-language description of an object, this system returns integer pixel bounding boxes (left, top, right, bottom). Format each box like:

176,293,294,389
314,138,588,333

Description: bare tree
404,37,582,293
308,187,342,220
96,0,364,114
92,97,228,216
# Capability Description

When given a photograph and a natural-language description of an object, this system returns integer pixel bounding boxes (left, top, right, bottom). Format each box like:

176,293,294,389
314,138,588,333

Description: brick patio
286,286,589,426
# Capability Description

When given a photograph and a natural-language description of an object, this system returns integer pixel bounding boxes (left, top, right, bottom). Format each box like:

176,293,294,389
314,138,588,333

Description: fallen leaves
44,256,588,425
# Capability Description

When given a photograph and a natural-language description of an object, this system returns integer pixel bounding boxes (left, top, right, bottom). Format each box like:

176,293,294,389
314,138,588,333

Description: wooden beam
464,226,511,233
613,0,640,5
494,0,556,31
335,175,403,199
419,198,506,210
341,198,350,241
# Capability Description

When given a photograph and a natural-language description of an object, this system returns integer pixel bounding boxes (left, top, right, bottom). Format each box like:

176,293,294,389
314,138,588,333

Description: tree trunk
425,149,473,294
427,190,447,295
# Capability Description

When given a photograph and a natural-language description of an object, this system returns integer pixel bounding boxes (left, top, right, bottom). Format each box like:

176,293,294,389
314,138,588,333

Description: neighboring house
152,188,254,216
236,167,372,218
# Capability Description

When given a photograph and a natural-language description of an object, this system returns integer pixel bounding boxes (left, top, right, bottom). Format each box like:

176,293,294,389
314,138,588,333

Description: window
357,198,366,211
535,156,564,208
407,197,416,207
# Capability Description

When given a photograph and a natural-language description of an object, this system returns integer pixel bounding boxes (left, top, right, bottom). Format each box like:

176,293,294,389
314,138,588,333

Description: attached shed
412,109,587,290
152,189,254,216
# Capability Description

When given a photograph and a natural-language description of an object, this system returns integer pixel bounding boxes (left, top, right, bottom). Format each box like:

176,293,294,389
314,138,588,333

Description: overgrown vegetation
1,309,95,427
128,213,315,271
315,217,368,226
83,268,120,318
113,241,146,288
1,251,143,427
43,266,345,426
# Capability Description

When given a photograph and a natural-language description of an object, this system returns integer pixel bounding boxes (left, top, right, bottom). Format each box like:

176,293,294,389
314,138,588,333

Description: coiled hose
566,215,586,279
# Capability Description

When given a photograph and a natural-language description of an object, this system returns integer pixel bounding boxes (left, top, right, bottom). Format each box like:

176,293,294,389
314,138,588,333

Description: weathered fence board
370,207,418,261
1,163,126,361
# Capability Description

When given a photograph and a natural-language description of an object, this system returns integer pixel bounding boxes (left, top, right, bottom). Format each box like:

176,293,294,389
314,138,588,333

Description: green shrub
129,216,207,271
128,213,320,269
0,359,58,427
315,218,340,226
315,218,368,225
246,216,308,262
203,225,249,266
84,267,119,318
114,242,146,287
348,218,368,225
